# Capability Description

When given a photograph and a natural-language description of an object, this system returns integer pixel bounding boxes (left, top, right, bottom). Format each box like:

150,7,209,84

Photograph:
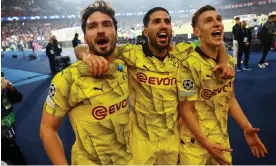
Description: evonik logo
92,98,128,120
201,81,232,100
136,72,176,86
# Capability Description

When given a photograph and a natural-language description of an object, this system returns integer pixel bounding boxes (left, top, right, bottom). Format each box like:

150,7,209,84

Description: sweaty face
144,10,172,50
195,10,224,47
84,11,117,57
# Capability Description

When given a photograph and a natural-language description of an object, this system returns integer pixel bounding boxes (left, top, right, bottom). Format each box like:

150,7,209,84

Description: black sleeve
7,88,23,104
235,27,242,43
72,39,77,48
46,44,50,56
259,25,268,39
232,26,236,35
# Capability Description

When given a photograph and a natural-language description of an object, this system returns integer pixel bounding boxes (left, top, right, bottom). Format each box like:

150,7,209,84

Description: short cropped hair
191,5,216,28
81,0,117,34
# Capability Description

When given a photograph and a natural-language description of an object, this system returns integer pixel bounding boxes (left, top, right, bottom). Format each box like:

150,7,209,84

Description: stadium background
1,0,276,164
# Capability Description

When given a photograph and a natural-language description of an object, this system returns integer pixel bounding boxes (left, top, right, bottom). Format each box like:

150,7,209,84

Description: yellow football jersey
43,60,132,165
174,42,196,61
177,46,235,141
114,43,194,141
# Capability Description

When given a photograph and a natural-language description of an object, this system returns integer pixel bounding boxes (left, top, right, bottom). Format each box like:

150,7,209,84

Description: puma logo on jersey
94,84,104,92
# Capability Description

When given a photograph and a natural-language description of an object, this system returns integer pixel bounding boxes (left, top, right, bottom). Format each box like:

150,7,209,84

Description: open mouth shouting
95,37,109,49
157,31,169,43
211,29,222,39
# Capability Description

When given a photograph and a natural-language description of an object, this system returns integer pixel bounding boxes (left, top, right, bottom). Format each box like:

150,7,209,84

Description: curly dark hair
81,0,118,34
191,5,216,28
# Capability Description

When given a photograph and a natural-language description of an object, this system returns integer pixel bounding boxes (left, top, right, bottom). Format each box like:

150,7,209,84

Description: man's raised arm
213,44,235,79
74,44,89,60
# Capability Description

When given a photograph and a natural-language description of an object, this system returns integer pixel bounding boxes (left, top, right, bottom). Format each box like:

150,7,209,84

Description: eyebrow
87,20,113,25
151,16,170,20
151,17,171,22
203,15,222,21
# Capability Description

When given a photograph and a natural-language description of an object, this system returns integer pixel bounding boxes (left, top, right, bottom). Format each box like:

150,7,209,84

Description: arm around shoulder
74,44,89,60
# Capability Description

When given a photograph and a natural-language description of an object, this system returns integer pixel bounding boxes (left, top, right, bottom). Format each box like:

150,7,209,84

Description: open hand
205,142,233,165
244,127,268,158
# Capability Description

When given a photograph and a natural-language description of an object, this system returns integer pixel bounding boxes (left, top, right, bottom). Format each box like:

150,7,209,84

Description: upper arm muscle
40,109,63,131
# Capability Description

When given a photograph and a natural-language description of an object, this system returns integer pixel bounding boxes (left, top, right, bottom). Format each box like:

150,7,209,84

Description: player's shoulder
117,43,141,52
174,42,195,61
175,41,194,53
51,61,82,86
184,49,204,63
181,50,204,70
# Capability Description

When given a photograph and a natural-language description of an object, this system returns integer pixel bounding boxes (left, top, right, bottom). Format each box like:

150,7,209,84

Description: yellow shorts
179,133,232,165
128,122,179,165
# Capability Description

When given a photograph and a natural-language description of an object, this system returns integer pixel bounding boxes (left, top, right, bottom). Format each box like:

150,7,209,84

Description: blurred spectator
236,20,252,71
258,12,276,68
51,35,62,56
128,27,137,44
1,72,26,165
29,38,35,54
72,33,81,48
46,39,56,74
232,17,241,64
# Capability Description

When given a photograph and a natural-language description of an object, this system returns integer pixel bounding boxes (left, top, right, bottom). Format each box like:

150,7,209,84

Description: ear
193,28,201,37
143,28,148,37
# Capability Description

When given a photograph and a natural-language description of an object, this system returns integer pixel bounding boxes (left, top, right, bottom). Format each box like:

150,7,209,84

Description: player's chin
210,39,223,47
96,45,110,52
157,42,169,49
214,41,223,47
95,49,111,57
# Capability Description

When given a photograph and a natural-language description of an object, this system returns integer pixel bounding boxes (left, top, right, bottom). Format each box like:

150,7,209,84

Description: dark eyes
152,19,171,24
205,17,222,23
88,22,112,29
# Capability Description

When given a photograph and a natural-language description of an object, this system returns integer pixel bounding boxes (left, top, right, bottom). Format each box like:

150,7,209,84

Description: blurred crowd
1,20,80,51
1,0,275,51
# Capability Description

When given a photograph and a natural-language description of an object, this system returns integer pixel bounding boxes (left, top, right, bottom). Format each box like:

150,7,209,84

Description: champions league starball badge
182,79,194,90
48,83,56,98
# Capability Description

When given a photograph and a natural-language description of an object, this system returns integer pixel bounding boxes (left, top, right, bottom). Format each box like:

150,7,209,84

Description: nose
97,25,105,36
160,20,169,28
97,31,105,36
213,19,221,27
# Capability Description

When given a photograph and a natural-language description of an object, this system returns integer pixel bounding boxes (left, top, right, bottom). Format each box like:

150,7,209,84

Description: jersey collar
195,46,218,63
142,41,168,62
